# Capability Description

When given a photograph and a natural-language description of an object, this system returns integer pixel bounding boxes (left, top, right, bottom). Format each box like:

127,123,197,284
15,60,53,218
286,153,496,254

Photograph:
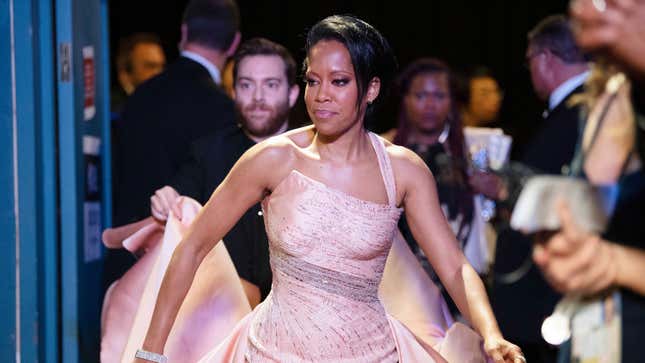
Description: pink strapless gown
102,132,486,363
199,133,480,362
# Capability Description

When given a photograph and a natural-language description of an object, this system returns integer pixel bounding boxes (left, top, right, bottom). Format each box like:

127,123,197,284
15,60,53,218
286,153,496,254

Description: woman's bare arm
393,148,502,340
390,146,525,362
139,138,294,355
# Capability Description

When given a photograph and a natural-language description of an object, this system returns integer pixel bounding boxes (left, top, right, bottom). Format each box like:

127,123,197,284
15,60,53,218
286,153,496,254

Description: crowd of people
102,0,645,362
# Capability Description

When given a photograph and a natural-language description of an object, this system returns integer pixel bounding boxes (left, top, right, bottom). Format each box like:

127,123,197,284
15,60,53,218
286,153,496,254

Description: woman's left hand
483,336,525,363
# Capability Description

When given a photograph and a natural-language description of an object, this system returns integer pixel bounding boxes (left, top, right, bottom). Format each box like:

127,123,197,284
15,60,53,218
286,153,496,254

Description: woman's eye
305,78,319,86
332,78,350,86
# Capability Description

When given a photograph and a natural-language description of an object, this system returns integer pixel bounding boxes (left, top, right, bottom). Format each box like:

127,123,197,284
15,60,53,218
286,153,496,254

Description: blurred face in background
234,54,298,138
467,76,502,125
127,42,165,88
526,45,551,101
403,72,452,134
119,42,166,94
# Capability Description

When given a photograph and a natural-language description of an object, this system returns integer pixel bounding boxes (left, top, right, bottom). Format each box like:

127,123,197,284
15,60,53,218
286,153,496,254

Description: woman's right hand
150,185,182,222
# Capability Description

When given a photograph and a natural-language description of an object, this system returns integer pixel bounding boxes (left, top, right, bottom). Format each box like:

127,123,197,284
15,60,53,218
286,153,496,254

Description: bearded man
150,38,300,306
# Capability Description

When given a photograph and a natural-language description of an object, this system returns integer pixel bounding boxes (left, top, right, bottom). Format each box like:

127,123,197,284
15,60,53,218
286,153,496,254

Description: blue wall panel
0,0,18,361
57,0,108,360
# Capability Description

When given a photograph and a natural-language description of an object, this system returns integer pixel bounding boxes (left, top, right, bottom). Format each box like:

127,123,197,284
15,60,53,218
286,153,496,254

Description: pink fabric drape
100,198,251,363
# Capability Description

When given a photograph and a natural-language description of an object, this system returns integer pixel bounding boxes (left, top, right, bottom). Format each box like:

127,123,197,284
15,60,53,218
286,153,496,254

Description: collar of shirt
548,70,590,111
181,50,221,84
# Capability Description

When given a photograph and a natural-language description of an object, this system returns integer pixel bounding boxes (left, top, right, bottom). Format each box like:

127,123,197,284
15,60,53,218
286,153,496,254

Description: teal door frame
1,0,59,362
0,0,111,361
57,0,111,361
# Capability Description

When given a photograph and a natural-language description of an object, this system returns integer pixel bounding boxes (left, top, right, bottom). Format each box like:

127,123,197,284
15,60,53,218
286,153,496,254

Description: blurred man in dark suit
111,32,166,118
491,14,589,363
108,0,241,291
149,38,300,307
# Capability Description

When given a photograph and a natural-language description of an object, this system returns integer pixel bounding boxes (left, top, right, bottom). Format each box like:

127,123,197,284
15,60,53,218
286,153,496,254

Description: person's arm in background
533,201,645,297
571,0,645,166
151,138,210,222
169,140,207,202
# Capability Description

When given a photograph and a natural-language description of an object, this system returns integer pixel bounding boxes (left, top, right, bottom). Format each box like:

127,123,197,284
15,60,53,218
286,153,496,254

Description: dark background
109,0,570,157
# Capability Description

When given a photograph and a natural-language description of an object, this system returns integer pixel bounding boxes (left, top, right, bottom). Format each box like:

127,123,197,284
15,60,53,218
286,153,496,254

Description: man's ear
179,23,188,49
118,70,134,95
288,84,300,108
225,32,241,58
366,77,381,104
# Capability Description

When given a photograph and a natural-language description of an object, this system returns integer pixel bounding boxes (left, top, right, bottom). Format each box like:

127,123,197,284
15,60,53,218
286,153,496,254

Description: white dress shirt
180,50,222,85
548,71,590,111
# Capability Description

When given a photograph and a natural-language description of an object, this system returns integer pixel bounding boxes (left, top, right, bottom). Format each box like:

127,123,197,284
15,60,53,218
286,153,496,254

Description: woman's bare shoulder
281,125,316,147
382,140,434,183
242,127,313,174
257,125,312,152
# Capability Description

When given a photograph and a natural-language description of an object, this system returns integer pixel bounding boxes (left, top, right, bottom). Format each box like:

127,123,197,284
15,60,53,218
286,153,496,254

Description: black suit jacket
171,126,272,299
519,85,583,174
491,85,584,347
113,56,235,226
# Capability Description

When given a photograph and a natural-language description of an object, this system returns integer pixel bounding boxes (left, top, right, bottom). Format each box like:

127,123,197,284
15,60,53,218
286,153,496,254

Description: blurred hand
469,171,508,200
570,0,645,76
533,200,617,295
484,336,525,363
150,185,182,222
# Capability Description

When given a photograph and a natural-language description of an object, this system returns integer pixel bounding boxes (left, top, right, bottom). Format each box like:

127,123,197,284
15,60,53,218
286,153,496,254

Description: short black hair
304,15,397,123
182,0,240,51
233,37,297,86
528,14,587,64
460,65,500,105
116,33,163,73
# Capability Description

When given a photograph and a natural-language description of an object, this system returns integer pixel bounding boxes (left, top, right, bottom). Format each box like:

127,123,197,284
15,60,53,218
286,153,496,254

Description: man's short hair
116,32,163,73
528,14,587,64
232,37,297,86
182,0,240,51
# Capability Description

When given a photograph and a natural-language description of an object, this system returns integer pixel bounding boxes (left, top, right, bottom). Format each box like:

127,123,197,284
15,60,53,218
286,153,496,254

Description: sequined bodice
246,133,403,362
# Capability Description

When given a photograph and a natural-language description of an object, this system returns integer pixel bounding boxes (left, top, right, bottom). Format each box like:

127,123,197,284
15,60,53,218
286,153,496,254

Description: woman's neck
313,124,371,163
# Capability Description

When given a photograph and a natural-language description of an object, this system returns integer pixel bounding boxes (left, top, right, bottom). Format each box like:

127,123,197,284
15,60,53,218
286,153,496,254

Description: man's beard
237,100,290,138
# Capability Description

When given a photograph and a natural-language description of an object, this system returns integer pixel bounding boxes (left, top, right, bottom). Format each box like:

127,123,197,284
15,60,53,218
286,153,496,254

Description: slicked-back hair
528,14,587,64
232,37,297,87
182,0,240,51
460,65,499,105
303,15,397,125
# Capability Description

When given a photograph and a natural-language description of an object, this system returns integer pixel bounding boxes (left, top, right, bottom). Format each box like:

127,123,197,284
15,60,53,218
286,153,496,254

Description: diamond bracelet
135,349,168,363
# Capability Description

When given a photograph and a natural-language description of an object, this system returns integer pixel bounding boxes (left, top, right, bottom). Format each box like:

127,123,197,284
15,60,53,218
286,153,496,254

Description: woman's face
468,76,502,124
304,40,369,137
403,72,452,134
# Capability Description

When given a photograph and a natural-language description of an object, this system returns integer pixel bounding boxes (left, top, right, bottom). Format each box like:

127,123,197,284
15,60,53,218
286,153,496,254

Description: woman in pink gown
133,15,525,363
